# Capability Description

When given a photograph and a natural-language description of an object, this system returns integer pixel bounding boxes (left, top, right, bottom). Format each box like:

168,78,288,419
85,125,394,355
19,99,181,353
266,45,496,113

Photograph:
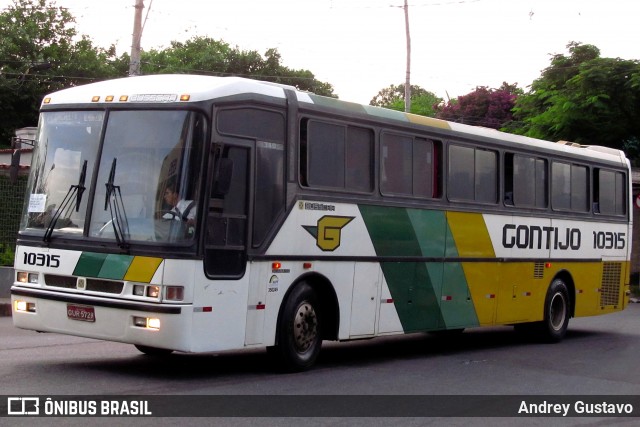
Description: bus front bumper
11,286,193,352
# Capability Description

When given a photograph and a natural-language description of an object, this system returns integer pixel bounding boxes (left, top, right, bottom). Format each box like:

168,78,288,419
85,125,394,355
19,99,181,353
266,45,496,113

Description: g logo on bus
303,216,354,252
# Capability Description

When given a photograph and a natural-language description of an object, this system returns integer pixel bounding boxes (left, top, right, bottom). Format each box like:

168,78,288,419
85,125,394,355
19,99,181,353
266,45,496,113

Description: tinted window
218,108,285,142
307,121,346,188
448,145,497,203
254,141,285,246
381,133,440,198
476,149,497,203
505,154,548,208
552,162,589,212
381,133,412,195
595,169,626,216
301,119,373,192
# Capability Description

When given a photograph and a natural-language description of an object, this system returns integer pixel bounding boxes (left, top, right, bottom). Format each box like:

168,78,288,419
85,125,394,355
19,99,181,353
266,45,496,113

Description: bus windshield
20,109,204,245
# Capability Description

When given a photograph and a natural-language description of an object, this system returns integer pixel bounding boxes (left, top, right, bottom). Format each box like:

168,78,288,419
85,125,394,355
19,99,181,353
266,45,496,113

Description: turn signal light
165,286,184,301
146,286,160,298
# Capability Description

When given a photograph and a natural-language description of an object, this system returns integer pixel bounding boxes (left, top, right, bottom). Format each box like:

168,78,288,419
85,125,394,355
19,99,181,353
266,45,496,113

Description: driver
162,184,196,225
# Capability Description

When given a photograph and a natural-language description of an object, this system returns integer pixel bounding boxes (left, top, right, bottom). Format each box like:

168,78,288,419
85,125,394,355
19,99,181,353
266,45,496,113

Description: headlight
17,272,38,284
14,300,36,313
133,316,160,330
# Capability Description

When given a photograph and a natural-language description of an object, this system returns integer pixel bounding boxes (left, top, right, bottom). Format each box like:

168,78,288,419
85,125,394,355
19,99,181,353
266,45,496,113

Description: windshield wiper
76,160,87,211
43,160,87,243
104,158,130,250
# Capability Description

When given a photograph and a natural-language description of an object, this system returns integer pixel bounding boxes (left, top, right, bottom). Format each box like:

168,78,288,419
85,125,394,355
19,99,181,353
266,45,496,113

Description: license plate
67,304,96,322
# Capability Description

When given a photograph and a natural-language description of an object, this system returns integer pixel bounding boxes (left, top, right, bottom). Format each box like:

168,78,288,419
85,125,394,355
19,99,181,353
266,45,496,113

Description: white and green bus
11,74,632,371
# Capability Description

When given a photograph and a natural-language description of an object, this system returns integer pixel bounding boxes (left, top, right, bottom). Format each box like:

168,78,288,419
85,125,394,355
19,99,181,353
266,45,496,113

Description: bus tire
272,283,322,371
536,278,570,343
134,344,173,356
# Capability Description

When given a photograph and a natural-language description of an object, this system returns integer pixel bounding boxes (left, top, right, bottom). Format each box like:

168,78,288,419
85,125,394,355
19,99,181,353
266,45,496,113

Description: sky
2,0,640,104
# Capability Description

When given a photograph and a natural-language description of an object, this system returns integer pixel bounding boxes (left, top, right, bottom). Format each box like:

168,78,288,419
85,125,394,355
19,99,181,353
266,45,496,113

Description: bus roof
42,74,627,167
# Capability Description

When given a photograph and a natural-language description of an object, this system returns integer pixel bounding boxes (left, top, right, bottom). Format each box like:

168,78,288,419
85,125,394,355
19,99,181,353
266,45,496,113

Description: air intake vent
86,278,124,294
44,274,76,289
533,262,544,279
600,262,622,307
44,274,124,294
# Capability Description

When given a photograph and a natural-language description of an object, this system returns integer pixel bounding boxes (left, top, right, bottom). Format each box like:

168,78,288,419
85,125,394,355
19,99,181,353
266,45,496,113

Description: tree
435,83,520,129
512,42,640,152
135,37,335,96
370,84,442,117
0,4,336,148
0,0,120,146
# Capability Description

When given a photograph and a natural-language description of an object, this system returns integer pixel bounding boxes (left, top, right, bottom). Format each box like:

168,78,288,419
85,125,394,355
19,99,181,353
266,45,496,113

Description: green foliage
0,1,335,148
512,42,640,155
0,245,14,266
137,38,335,96
0,0,121,147
369,84,442,117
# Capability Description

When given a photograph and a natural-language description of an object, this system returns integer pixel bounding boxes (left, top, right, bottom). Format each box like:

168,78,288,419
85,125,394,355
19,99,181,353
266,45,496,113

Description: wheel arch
274,272,340,344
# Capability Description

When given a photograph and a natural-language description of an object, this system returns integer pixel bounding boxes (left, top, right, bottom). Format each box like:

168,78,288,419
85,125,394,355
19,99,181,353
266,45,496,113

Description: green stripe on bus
359,205,442,331
307,94,369,115
98,254,134,280
359,205,479,331
73,252,133,280
73,252,109,277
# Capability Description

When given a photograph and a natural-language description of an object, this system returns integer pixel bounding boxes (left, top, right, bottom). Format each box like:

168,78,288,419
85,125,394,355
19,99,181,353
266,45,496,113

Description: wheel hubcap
293,301,318,353
549,292,567,331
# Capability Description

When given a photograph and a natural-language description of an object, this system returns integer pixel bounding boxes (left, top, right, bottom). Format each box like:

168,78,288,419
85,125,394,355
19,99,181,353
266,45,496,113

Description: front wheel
270,283,322,371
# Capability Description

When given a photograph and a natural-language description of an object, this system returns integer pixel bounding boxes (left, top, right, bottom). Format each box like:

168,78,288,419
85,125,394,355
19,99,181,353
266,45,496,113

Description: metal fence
0,170,28,264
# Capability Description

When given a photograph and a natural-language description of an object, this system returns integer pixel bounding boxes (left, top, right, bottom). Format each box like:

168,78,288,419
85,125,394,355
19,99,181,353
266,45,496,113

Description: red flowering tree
436,83,520,129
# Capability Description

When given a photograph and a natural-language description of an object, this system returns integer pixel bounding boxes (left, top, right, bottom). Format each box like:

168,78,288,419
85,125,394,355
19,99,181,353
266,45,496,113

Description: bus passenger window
381,133,440,198
552,162,588,212
505,153,547,208
448,145,497,203
594,169,626,216
301,119,373,193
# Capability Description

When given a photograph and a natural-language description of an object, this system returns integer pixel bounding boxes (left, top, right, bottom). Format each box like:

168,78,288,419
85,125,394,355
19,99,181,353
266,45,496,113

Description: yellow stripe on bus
446,212,497,325
405,114,452,130
124,256,163,283
446,212,495,258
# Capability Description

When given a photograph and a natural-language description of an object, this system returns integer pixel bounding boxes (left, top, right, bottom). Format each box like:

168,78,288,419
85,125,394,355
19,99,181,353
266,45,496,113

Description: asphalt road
1,303,639,426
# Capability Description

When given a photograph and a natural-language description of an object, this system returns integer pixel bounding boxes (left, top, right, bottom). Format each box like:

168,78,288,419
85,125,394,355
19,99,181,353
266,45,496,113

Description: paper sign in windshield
28,194,47,213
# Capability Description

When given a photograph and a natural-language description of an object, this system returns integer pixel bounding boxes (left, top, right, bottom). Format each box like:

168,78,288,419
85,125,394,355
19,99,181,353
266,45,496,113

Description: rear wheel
270,283,322,371
532,278,571,342
514,278,571,342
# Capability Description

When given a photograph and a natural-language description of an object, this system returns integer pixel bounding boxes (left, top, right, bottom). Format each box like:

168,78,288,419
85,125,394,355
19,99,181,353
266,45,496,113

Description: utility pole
403,0,411,113
129,0,144,76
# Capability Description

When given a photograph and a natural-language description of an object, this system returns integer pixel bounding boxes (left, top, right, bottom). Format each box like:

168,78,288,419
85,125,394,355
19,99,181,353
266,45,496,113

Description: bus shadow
71,325,602,380
317,326,596,368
